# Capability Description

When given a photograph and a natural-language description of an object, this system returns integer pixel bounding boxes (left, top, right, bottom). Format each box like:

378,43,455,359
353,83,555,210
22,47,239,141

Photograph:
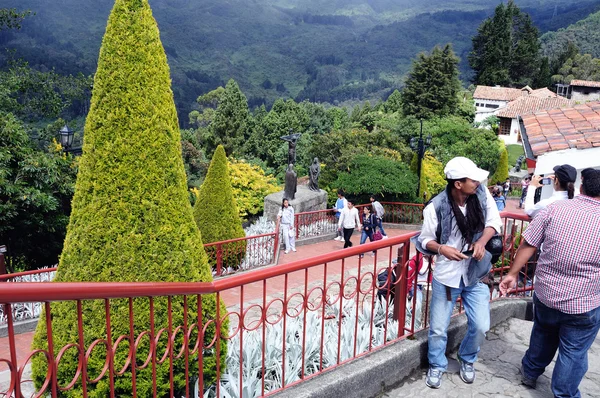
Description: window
485,103,499,109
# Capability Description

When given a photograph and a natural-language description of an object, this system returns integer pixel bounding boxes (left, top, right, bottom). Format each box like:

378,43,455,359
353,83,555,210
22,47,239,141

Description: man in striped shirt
500,168,600,397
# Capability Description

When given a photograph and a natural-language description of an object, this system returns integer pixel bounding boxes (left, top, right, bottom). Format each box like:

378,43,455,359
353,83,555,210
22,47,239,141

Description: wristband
437,245,444,256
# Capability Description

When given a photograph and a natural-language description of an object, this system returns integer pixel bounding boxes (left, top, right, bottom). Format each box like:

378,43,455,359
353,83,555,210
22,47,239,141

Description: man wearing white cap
415,157,501,389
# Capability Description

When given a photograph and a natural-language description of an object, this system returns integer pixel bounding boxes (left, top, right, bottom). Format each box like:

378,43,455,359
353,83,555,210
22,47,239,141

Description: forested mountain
541,9,600,60
2,0,600,125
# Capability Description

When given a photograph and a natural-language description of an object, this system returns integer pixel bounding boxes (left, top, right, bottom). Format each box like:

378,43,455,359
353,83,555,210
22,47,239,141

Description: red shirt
523,195,600,314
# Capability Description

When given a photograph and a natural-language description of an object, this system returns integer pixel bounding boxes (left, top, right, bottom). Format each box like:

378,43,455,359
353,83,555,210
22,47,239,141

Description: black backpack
377,266,397,301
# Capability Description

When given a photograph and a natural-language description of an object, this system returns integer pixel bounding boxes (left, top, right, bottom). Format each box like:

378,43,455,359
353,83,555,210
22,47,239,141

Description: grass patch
507,144,525,169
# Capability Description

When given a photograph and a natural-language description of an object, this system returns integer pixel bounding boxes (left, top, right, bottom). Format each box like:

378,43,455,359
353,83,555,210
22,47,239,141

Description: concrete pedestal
264,186,328,222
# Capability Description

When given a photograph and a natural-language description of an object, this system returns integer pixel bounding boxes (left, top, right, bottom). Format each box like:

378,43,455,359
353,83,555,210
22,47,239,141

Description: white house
473,86,527,124
495,96,574,144
519,101,600,200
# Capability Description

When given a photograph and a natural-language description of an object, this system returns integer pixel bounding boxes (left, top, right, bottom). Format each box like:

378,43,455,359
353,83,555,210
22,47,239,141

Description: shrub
334,154,418,203
31,1,227,396
194,145,246,270
411,151,447,201
228,157,280,218
491,142,509,184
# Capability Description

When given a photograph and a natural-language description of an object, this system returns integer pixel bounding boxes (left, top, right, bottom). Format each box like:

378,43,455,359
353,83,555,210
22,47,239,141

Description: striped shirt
523,195,600,314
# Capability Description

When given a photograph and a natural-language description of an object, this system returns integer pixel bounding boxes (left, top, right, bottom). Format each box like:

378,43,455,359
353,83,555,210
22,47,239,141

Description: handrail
0,231,419,304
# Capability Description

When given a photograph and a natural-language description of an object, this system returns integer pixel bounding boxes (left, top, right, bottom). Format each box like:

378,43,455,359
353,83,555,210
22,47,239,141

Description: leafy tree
490,141,509,183
0,8,32,31
551,53,600,84
426,116,502,176
0,114,77,271
334,154,417,203
401,44,462,119
228,157,280,218
31,1,227,396
326,107,351,130
469,0,541,87
180,128,209,189
194,145,246,270
385,89,403,113
202,79,249,157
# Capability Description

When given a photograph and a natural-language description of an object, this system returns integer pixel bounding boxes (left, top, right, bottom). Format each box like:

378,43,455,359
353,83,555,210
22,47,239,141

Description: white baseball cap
444,157,489,182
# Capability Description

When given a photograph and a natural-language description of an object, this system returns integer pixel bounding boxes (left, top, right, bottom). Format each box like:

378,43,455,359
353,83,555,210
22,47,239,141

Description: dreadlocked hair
446,179,485,245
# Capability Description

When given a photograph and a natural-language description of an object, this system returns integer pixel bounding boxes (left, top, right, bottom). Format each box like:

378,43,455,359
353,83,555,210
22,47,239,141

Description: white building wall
474,99,508,123
498,118,521,145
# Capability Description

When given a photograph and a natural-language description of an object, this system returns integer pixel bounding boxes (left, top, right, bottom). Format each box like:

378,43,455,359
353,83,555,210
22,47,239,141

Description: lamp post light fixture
409,120,432,199
58,125,82,155
59,125,75,152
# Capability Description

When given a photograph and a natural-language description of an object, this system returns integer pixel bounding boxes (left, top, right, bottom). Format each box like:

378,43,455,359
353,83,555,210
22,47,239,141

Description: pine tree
469,0,541,87
401,44,462,119
194,145,246,271
206,79,249,157
31,1,227,395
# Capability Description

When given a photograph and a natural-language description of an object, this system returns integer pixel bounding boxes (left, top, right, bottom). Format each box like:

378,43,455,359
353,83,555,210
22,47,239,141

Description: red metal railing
0,212,533,397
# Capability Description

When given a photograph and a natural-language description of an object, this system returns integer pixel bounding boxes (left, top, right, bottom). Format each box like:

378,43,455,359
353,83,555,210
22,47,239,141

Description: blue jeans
360,229,373,244
375,217,386,236
522,294,600,398
428,278,490,371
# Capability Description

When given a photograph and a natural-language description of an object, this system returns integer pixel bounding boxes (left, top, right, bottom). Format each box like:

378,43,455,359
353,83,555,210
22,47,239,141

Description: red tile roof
496,96,574,119
570,79,600,88
529,87,558,98
521,101,600,157
473,86,526,101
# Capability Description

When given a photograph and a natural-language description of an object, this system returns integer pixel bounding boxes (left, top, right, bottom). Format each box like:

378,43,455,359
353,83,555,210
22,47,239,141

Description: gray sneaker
457,355,475,384
520,365,537,388
425,367,443,389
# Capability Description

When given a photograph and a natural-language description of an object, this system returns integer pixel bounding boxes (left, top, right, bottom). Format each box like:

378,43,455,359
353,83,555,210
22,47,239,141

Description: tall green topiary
491,142,509,183
31,1,227,396
194,145,246,271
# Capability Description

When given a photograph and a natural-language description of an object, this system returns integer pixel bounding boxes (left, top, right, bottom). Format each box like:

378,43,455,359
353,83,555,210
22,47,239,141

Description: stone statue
280,130,302,165
308,157,320,191
284,163,297,200
514,155,525,172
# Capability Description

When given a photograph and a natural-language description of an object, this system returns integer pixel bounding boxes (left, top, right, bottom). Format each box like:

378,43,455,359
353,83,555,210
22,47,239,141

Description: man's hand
499,274,518,296
439,245,469,261
470,240,486,261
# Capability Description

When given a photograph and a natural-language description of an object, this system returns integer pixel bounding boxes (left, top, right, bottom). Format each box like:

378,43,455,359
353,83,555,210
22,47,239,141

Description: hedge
31,1,227,396
194,145,246,271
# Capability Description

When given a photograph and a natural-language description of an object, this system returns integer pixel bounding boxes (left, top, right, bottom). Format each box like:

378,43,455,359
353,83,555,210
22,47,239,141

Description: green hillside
2,0,599,125
541,9,600,59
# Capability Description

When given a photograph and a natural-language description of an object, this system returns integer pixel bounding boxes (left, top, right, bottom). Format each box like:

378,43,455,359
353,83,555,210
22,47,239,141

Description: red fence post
393,244,410,331
216,243,223,276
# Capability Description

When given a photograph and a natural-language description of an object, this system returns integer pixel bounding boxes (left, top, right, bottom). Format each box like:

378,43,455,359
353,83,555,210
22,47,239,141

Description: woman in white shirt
524,164,576,218
277,198,296,254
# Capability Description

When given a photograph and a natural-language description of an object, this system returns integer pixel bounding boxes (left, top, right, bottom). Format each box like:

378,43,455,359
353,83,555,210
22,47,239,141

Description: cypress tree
207,79,249,157
194,145,246,271
491,142,509,183
469,0,541,87
402,44,461,119
31,0,227,396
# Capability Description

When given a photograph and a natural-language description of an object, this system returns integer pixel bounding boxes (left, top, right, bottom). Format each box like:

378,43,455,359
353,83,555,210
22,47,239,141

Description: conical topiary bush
194,145,246,272
31,0,227,396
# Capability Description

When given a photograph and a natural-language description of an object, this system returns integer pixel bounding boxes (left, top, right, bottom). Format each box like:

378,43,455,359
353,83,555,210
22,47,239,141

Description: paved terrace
7,199,596,397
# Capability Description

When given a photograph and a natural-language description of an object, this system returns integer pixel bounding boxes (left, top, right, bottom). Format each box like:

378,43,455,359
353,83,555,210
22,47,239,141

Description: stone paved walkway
384,317,600,398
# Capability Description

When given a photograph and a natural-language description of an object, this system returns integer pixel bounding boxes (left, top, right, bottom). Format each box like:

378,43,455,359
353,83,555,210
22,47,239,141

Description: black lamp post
409,120,432,198
59,125,75,152
58,125,82,155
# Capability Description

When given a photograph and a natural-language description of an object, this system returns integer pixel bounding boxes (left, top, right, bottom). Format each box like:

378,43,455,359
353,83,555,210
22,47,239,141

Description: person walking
524,164,576,218
370,194,388,238
277,198,296,254
413,157,501,389
518,176,530,209
359,205,376,257
503,178,511,198
500,168,600,397
333,189,348,241
338,199,361,249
